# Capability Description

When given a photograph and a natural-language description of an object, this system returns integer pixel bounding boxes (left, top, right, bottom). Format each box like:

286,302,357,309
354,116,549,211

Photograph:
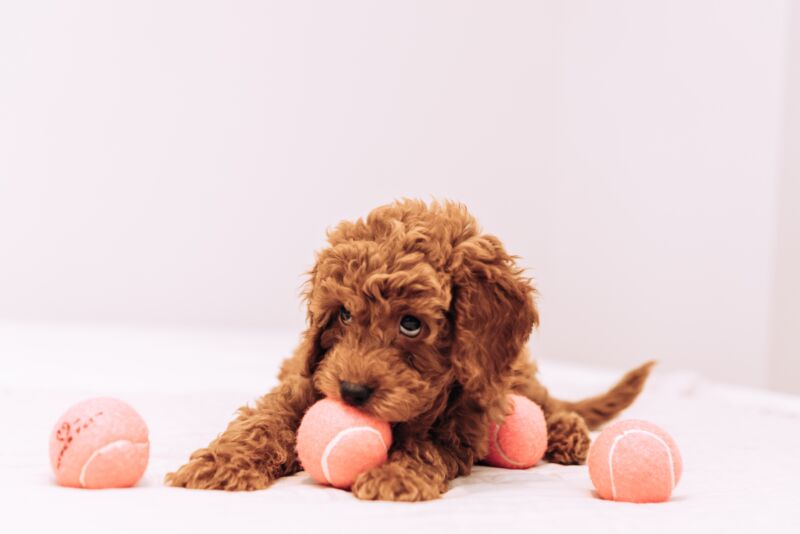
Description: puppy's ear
279,309,331,381
448,235,538,398
296,308,332,378
281,267,334,380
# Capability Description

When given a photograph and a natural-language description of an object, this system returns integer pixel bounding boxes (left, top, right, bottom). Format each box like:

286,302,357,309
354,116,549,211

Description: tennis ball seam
320,426,387,485
490,424,527,467
78,439,148,488
608,429,676,500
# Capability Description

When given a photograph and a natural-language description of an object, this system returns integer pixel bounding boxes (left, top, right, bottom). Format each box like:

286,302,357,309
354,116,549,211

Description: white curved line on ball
491,424,526,467
78,439,135,488
608,429,675,500
320,426,387,485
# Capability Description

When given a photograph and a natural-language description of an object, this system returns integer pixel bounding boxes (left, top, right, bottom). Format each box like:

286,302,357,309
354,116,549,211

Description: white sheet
2,322,799,533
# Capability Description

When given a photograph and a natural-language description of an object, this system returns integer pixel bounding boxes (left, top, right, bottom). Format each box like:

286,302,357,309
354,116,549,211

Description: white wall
0,1,792,389
770,0,800,394
539,1,787,388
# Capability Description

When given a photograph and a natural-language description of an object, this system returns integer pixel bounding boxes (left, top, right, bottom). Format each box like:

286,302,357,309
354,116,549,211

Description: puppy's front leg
165,374,315,491
351,440,461,502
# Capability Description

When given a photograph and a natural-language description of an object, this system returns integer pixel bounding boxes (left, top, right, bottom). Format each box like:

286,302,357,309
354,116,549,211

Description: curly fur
166,199,654,500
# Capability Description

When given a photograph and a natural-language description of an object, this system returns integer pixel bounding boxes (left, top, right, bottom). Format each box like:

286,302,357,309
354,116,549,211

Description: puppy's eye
399,315,422,337
339,307,352,325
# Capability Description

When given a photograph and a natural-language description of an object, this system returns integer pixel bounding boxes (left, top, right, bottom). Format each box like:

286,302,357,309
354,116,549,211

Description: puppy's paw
352,463,444,502
165,448,273,491
545,411,591,465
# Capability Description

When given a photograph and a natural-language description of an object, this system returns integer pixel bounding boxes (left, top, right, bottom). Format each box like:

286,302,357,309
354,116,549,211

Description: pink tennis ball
49,397,150,489
485,394,548,469
296,398,392,489
588,419,682,503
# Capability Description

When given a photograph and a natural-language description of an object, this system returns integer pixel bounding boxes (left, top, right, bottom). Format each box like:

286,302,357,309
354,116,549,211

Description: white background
1,0,797,392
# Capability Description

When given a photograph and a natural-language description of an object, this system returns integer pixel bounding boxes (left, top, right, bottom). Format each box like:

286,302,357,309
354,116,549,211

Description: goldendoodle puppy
166,199,653,501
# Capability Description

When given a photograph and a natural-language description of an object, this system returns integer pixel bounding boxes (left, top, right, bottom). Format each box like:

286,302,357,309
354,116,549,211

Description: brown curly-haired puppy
166,199,654,501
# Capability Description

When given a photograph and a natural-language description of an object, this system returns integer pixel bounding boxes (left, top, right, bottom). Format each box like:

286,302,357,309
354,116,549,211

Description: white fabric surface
2,322,799,533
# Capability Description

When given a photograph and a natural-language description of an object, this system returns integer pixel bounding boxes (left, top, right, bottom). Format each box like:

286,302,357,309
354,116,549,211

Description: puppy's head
299,199,538,423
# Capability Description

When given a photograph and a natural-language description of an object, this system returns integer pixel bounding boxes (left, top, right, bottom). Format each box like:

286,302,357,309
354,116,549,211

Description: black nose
340,381,374,406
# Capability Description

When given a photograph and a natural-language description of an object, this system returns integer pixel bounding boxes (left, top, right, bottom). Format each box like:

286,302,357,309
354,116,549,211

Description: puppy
166,199,653,501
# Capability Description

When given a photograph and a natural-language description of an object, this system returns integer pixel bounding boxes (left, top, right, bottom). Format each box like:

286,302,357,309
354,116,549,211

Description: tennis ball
49,397,150,489
484,394,548,469
588,419,682,503
296,398,392,489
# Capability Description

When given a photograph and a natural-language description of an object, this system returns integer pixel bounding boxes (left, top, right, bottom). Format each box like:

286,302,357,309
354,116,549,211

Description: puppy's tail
548,361,656,430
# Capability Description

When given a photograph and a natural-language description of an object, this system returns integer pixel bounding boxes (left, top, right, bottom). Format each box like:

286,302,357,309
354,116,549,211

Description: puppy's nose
339,381,374,407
